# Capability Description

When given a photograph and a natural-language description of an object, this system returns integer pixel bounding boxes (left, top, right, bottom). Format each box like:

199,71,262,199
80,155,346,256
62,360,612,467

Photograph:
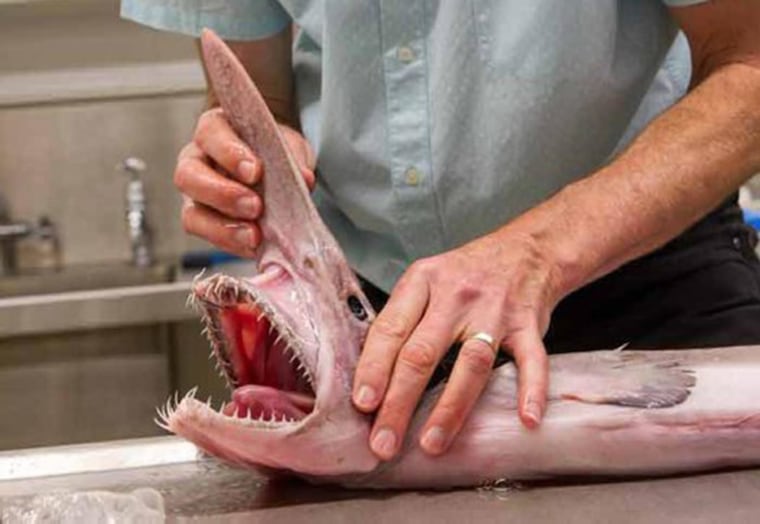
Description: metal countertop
0,437,759,523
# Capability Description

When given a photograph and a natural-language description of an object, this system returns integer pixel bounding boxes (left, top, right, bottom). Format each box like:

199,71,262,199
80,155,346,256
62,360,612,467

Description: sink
0,259,257,338
0,261,192,338
0,261,174,298
0,262,180,449
0,259,244,451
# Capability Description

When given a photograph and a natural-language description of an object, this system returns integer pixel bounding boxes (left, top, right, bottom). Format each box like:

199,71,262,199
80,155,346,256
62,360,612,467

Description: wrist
488,226,568,309
497,184,601,303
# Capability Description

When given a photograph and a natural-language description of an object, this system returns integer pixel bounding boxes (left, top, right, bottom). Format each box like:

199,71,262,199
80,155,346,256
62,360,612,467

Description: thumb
279,124,316,190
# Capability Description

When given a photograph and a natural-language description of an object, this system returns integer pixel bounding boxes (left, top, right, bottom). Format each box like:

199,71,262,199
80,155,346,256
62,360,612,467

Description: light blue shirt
122,0,705,292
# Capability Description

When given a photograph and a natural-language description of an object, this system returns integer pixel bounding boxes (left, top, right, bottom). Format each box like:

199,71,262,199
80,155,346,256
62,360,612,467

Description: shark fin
551,350,696,409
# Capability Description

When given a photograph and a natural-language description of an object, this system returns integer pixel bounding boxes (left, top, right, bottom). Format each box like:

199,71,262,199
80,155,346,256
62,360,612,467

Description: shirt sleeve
120,0,291,41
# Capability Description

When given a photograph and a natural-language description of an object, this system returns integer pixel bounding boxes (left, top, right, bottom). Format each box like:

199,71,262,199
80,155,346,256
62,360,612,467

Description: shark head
159,29,379,476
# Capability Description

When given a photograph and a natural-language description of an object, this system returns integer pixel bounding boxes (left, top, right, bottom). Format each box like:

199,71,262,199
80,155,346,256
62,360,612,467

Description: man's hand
174,108,315,256
352,230,561,460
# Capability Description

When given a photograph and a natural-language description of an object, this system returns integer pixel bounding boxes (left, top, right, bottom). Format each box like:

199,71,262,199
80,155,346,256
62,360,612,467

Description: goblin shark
158,29,760,489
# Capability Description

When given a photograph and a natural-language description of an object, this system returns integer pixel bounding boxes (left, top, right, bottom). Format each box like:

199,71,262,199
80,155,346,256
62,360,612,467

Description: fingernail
421,426,447,454
238,160,258,184
236,196,260,219
523,399,542,428
302,167,315,188
371,428,397,458
233,227,254,248
354,385,376,409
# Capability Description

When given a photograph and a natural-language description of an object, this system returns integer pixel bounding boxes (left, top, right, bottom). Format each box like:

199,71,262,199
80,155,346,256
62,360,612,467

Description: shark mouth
184,267,318,426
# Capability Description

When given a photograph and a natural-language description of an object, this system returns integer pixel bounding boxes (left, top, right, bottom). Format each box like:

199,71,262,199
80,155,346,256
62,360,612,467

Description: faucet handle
36,216,57,241
119,157,147,178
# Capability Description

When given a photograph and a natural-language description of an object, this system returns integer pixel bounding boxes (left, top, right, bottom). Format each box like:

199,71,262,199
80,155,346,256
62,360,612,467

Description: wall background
0,0,209,267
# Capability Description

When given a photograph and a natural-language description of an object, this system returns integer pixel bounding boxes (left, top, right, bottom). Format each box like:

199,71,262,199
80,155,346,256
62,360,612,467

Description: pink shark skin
355,346,760,488
160,30,760,488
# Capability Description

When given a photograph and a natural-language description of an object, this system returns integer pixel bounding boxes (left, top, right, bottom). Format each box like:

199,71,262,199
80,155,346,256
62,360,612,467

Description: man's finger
369,315,453,460
352,272,429,413
418,329,499,455
175,155,262,221
181,199,260,257
506,326,549,429
194,109,262,185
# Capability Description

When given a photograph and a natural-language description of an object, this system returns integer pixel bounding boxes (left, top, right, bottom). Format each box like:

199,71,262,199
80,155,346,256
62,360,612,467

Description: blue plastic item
743,209,760,231
181,250,243,269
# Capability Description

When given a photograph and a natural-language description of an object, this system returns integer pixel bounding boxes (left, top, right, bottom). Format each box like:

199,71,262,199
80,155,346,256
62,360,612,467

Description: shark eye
347,295,368,321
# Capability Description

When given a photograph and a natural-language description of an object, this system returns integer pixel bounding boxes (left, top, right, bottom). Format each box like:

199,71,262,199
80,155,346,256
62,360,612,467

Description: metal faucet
0,223,33,277
120,157,154,268
0,196,33,277
0,198,59,276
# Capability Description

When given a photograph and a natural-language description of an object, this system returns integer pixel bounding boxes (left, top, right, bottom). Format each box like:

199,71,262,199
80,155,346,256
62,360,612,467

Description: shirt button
396,46,415,63
404,167,422,186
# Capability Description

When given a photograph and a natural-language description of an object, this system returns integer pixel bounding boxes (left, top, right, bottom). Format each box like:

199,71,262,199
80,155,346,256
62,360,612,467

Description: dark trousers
545,194,760,351
359,195,760,385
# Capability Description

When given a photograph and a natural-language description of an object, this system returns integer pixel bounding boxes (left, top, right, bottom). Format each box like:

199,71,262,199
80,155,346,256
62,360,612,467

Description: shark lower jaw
174,266,323,430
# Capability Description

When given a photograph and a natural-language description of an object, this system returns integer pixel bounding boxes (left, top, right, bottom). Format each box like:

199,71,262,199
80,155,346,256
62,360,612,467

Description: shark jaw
158,265,329,450
189,264,319,424
158,263,326,441
156,261,380,477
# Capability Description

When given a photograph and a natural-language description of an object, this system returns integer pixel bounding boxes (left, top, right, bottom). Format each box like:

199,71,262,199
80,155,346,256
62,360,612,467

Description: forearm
197,26,298,127
203,78,297,129
507,61,760,300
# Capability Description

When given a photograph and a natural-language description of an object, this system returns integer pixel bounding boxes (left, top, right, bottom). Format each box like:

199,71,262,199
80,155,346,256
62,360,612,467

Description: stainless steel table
1,437,759,523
